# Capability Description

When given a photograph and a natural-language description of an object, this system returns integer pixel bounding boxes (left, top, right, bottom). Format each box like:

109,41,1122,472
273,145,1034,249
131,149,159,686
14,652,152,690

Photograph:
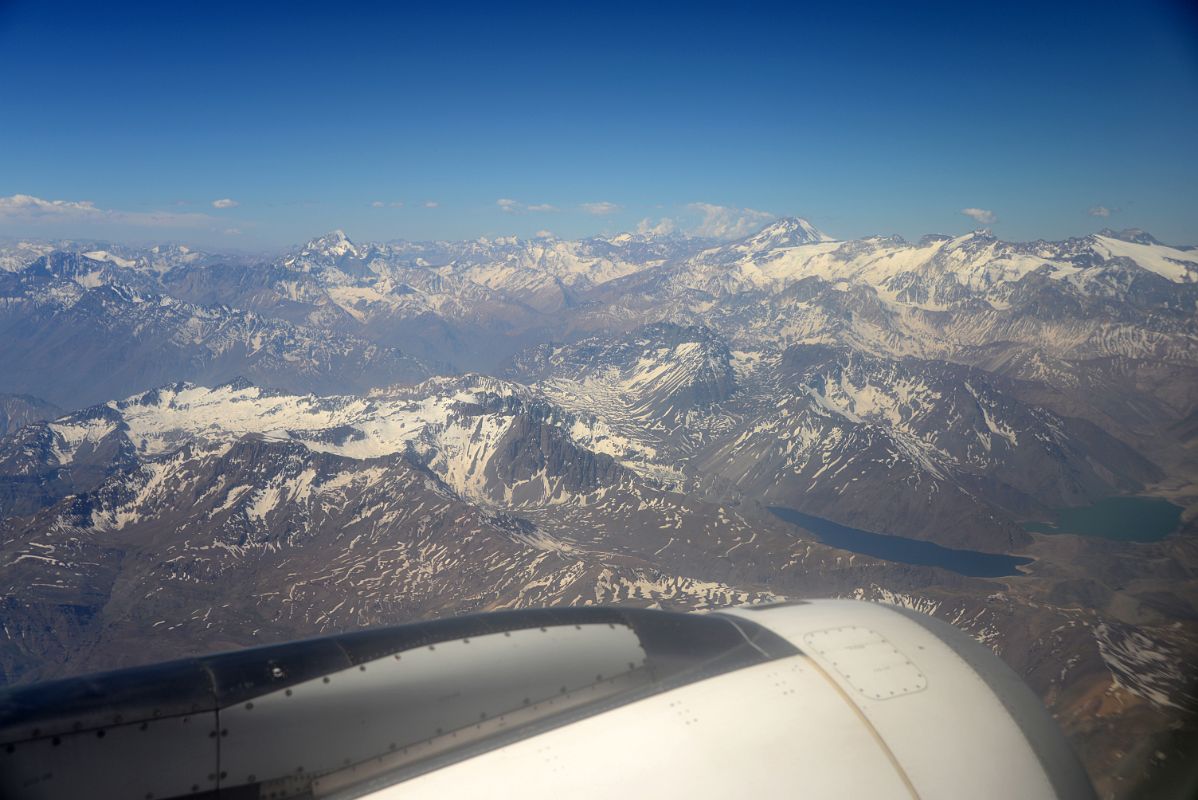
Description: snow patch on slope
1091,236,1198,283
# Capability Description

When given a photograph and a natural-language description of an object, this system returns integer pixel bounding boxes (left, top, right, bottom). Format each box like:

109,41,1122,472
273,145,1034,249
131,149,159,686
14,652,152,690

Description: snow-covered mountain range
3,219,1194,545
1,219,1196,795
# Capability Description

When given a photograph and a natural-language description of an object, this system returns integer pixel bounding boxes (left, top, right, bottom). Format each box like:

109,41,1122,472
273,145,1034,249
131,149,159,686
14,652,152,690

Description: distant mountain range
1,220,1195,797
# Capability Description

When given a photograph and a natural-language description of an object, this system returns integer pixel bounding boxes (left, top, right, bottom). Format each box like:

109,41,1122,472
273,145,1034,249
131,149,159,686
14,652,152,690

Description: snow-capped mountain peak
279,229,373,276
1090,232,1198,283
292,229,360,261
1098,227,1160,246
80,250,136,268
742,216,833,249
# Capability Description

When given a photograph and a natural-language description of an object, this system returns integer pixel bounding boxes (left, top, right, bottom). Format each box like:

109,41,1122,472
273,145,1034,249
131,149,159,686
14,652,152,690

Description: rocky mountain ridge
1,220,1196,798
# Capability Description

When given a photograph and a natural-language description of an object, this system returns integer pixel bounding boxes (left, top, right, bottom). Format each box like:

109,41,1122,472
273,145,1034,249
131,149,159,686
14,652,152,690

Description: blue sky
1,0,1196,248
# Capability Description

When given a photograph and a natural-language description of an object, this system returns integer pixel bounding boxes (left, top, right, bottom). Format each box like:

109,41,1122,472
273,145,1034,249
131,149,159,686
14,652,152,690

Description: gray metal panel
220,623,647,794
0,660,216,746
0,712,218,800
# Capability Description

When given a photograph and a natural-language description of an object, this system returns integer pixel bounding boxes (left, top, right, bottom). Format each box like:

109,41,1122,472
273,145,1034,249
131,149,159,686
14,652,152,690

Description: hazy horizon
1,212,1192,255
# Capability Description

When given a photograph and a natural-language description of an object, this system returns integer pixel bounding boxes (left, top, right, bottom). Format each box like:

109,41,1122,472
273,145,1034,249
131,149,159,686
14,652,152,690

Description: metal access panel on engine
802,626,927,701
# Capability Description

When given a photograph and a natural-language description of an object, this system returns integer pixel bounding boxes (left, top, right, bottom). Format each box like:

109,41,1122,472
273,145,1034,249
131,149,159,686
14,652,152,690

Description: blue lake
767,506,1033,578
1021,496,1182,542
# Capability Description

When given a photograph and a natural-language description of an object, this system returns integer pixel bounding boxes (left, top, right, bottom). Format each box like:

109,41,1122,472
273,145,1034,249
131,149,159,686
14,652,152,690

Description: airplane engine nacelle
0,600,1095,799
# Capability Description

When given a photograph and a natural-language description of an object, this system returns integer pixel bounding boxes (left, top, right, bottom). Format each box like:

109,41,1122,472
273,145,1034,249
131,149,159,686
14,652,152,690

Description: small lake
768,506,1032,578
1022,496,1182,542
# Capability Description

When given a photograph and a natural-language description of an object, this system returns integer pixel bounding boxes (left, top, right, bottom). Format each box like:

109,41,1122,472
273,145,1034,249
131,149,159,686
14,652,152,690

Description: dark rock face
0,405,136,519
0,394,60,437
488,405,627,497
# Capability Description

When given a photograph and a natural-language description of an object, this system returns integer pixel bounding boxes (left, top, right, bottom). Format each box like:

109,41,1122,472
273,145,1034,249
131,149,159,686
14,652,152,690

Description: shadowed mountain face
0,254,435,409
0,378,947,685
1,222,1196,798
0,394,60,437
508,325,1164,549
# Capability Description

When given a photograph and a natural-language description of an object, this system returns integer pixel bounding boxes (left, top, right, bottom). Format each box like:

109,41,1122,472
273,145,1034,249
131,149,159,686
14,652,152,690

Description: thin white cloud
636,217,676,236
211,198,239,209
0,193,217,228
498,198,557,214
687,203,774,238
1088,205,1113,218
0,194,101,219
961,207,996,224
581,201,620,216
371,201,386,208
372,201,403,208
534,229,554,238
422,200,439,208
